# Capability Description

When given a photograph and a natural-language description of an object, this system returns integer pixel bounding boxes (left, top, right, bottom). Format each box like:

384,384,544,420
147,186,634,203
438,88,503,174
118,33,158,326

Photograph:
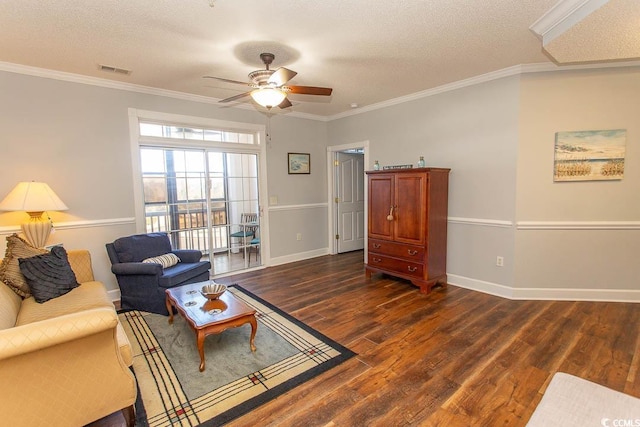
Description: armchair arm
172,249,203,263
111,262,162,276
0,308,137,427
0,308,117,361
66,249,95,283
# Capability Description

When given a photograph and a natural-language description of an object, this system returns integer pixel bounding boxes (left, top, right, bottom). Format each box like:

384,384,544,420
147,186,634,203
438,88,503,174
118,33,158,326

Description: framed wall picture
553,129,626,182
288,153,310,174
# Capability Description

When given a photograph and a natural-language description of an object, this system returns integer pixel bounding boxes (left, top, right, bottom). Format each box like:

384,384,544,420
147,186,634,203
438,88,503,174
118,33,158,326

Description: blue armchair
106,233,211,315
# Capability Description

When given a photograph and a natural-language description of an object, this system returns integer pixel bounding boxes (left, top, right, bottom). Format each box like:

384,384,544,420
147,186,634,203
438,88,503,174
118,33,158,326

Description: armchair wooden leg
122,404,135,427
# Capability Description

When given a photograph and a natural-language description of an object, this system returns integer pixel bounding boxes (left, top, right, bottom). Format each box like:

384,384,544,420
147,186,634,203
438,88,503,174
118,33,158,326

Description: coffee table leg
166,296,174,324
249,315,257,352
197,331,206,372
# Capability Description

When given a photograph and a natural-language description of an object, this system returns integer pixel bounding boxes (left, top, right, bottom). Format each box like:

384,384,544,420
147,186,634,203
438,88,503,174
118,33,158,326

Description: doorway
327,141,369,257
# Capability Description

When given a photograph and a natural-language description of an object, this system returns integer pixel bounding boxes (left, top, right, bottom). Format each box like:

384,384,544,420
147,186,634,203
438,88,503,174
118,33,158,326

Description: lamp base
21,217,52,248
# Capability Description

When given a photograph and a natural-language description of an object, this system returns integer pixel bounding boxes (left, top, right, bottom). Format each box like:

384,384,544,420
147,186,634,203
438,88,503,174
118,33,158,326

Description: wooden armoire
365,167,450,293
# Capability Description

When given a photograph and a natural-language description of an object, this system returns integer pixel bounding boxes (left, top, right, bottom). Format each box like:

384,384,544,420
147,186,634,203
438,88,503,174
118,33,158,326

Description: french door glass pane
140,147,260,275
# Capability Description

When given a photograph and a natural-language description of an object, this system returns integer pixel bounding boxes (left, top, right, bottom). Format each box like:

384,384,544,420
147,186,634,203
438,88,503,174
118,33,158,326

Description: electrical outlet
296,233,302,241
496,256,504,267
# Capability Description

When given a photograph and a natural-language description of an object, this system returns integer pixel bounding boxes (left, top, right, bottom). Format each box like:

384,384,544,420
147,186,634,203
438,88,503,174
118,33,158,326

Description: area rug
118,285,355,426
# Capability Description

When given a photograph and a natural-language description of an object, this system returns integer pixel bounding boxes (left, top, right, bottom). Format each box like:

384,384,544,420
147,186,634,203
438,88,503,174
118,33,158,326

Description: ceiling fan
204,53,333,109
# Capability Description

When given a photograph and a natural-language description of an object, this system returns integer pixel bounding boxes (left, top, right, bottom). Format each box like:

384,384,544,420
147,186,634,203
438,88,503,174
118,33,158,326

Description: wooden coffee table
165,282,257,372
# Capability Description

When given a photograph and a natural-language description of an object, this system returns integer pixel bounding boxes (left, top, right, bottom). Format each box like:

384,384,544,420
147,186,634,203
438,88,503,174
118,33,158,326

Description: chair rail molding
0,217,136,235
448,217,513,228
516,220,640,230
268,203,328,212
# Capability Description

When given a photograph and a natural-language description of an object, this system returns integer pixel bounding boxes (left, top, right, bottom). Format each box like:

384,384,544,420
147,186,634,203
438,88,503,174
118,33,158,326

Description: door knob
386,205,394,221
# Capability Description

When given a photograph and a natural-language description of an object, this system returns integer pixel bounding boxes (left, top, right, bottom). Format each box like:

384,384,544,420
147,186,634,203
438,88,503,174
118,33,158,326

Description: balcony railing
145,207,229,254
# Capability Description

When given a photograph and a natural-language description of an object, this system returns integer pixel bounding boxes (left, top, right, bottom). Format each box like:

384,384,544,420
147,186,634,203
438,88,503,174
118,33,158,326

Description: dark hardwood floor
92,250,640,426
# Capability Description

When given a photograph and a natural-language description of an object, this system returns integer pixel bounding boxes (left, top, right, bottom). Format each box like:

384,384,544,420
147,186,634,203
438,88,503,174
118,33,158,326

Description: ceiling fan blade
268,67,297,86
203,76,250,86
284,85,333,96
219,92,251,103
278,98,293,109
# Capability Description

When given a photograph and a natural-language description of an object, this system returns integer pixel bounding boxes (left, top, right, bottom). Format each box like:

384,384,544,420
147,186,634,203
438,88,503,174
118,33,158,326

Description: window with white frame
133,116,263,274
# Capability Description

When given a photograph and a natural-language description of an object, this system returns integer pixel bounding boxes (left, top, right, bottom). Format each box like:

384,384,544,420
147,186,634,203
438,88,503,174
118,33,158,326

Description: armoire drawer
367,253,424,278
368,239,424,261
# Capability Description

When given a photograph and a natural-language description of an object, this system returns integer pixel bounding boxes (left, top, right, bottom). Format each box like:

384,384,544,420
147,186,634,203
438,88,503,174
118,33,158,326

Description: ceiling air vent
98,64,132,75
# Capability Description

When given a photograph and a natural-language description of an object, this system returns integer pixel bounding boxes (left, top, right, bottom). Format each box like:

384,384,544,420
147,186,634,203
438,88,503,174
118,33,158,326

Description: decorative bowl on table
201,283,227,300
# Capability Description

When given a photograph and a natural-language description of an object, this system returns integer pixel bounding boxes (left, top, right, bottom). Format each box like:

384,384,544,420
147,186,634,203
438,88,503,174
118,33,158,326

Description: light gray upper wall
328,76,521,287
516,67,640,221
514,67,640,292
0,71,266,221
264,114,328,206
328,76,521,221
0,70,330,289
0,71,329,221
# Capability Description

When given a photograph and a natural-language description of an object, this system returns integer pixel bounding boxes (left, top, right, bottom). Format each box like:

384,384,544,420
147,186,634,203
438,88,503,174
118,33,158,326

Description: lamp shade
0,182,68,214
250,88,287,108
0,182,68,248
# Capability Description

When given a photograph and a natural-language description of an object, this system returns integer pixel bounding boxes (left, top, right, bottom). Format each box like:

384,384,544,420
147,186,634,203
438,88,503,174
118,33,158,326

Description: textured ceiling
543,0,640,64
0,0,634,118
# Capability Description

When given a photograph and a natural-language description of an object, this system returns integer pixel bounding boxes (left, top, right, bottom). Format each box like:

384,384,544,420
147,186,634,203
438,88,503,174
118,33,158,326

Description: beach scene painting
554,129,626,182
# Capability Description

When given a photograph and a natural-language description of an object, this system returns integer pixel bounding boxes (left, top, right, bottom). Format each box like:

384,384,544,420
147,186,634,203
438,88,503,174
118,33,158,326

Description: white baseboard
269,248,330,267
107,288,121,303
108,264,639,304
447,274,640,303
107,248,330,303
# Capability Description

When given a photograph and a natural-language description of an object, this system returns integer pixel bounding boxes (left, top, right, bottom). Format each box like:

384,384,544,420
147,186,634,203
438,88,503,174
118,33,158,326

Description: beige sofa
0,250,136,427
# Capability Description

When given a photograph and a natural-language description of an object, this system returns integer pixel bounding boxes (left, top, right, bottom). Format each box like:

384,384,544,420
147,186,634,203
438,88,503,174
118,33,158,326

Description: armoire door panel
368,174,394,240
394,173,427,245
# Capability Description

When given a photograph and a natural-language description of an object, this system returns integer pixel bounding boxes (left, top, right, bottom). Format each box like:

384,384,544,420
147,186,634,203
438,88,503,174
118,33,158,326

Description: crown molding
3,59,639,124
329,60,640,121
529,0,609,45
0,61,325,122
328,65,526,121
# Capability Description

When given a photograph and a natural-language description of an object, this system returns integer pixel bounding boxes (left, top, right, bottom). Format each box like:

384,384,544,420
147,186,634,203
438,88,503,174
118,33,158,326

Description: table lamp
0,181,68,248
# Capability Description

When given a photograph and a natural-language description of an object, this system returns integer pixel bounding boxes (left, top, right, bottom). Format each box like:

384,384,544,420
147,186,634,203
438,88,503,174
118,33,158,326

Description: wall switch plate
496,256,504,267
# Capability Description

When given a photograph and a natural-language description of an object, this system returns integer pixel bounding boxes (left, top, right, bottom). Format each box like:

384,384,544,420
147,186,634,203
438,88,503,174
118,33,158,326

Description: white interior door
336,151,365,253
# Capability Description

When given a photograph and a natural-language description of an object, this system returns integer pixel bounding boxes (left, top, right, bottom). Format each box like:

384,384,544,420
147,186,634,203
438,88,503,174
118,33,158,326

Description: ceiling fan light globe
251,88,287,108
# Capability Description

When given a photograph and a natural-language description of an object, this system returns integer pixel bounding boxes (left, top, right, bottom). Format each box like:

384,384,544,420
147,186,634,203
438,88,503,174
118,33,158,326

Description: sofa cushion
143,252,180,269
19,246,80,303
0,234,47,297
112,233,173,263
158,261,210,288
0,281,21,330
16,281,113,326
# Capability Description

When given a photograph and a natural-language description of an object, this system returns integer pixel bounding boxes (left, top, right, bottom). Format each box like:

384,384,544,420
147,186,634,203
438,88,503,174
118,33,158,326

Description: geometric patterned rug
118,285,356,426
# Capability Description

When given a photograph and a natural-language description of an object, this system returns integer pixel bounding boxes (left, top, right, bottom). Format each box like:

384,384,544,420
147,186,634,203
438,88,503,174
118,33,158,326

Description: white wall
328,76,521,291
514,67,640,300
329,67,640,301
2,65,638,302
0,70,331,293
